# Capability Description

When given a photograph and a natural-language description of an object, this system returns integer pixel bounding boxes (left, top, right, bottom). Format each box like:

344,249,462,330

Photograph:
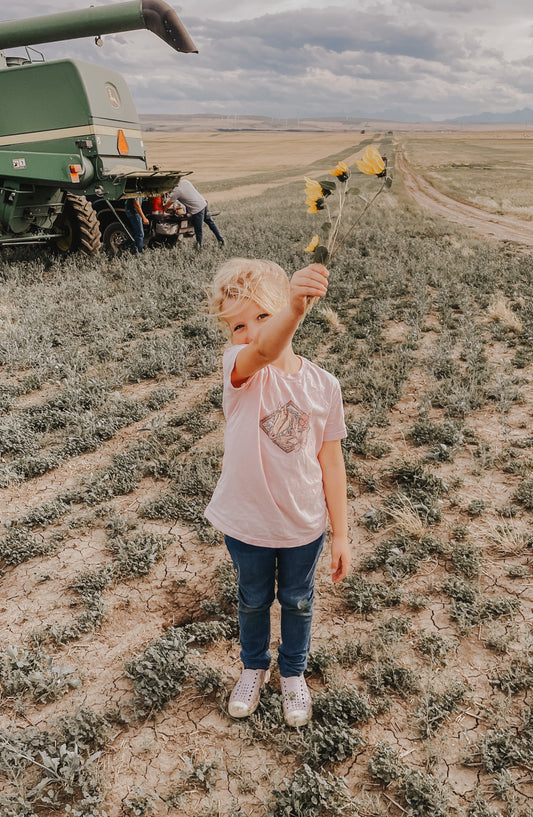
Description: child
205,258,351,727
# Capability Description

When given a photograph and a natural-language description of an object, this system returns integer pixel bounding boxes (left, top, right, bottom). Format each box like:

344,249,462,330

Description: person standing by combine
205,258,351,727
164,178,225,249
124,197,149,253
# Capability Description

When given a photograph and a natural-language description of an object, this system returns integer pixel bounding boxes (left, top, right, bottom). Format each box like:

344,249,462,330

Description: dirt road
395,145,533,248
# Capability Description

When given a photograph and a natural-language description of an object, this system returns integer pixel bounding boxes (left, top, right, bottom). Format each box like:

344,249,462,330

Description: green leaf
385,176,393,188
313,245,330,264
320,222,332,233
347,187,361,195
320,179,337,192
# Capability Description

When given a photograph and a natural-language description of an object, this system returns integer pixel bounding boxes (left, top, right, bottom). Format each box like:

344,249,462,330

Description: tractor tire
102,220,130,255
55,194,101,255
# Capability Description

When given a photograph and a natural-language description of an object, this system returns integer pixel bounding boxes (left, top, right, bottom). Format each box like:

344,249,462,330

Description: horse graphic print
259,400,310,453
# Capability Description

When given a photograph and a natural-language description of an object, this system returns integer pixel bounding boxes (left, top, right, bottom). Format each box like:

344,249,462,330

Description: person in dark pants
164,178,224,249
124,197,149,252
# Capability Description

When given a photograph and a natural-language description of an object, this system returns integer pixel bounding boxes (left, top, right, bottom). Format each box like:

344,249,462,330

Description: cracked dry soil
1,135,533,816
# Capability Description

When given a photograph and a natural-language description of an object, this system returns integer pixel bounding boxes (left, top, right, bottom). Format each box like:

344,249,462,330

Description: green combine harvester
0,0,197,254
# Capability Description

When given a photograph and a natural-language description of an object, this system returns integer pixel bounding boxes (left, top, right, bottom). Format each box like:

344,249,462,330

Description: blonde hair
207,258,290,328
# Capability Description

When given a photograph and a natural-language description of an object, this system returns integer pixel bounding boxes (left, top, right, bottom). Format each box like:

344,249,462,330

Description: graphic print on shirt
260,400,310,453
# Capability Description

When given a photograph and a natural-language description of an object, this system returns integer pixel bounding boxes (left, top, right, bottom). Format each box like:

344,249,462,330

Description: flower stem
328,179,348,258
329,181,386,262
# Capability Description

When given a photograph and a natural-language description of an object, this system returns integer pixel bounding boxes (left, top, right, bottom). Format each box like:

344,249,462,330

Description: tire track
395,145,533,248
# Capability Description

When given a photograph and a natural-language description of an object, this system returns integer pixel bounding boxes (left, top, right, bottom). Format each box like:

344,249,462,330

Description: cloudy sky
2,0,533,121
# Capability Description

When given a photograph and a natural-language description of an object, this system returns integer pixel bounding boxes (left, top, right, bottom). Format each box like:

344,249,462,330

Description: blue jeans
224,533,325,677
189,206,224,246
124,208,144,252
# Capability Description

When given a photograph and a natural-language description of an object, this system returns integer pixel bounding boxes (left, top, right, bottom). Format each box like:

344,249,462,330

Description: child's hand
290,264,329,314
331,535,351,583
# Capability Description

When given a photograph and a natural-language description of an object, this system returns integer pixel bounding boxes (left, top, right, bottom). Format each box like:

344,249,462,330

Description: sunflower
304,176,331,211
329,160,350,182
304,235,320,252
307,199,326,213
304,176,323,199
356,145,386,177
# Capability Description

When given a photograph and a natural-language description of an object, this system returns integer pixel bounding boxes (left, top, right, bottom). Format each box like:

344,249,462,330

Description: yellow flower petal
356,145,386,175
304,176,322,196
355,159,375,174
305,235,320,252
329,160,350,178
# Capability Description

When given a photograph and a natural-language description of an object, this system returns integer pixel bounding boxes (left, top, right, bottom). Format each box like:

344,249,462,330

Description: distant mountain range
140,110,533,133
447,108,533,124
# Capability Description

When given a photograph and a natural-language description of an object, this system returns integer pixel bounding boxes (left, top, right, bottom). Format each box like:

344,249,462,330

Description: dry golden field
144,131,371,203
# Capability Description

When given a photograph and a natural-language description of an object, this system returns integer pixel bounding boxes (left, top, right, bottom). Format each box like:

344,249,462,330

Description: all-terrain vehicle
92,193,195,254
0,0,196,254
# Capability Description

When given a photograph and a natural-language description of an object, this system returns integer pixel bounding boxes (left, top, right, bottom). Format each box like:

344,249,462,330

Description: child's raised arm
231,264,328,387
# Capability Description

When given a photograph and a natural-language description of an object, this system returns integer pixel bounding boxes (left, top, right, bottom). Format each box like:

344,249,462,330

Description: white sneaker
280,674,312,727
228,668,270,718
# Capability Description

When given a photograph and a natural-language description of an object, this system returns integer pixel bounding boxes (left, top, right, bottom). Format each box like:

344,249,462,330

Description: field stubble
399,131,533,220
0,132,532,817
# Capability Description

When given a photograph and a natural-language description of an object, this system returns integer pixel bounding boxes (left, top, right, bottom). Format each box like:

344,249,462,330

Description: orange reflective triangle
117,129,129,155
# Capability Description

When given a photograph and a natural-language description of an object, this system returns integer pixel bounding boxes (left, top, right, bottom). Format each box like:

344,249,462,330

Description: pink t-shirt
204,344,346,548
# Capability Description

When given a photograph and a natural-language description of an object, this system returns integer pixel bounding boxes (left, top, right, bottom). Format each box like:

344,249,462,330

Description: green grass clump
265,763,352,817
343,574,402,615
342,419,391,460
466,498,487,517
513,477,533,509
0,645,81,703
17,492,78,529
398,768,450,817
0,527,63,568
415,681,468,737
83,449,143,506
360,459,448,530
369,744,451,816
408,417,468,462
477,710,533,773
307,640,363,679
0,706,108,817
140,451,221,543
408,417,466,448
302,687,374,766
442,577,520,634
490,657,533,694
168,402,218,440
125,621,233,713
377,616,412,643
467,796,504,817
368,741,402,784
200,560,238,621
122,786,157,816
361,532,446,578
107,531,172,580
363,657,420,697
450,539,481,578
386,459,447,511
415,631,458,665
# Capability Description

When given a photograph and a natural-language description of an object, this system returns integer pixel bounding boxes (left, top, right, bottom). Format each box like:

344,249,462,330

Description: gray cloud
1,0,531,120
411,0,489,12
192,9,475,64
